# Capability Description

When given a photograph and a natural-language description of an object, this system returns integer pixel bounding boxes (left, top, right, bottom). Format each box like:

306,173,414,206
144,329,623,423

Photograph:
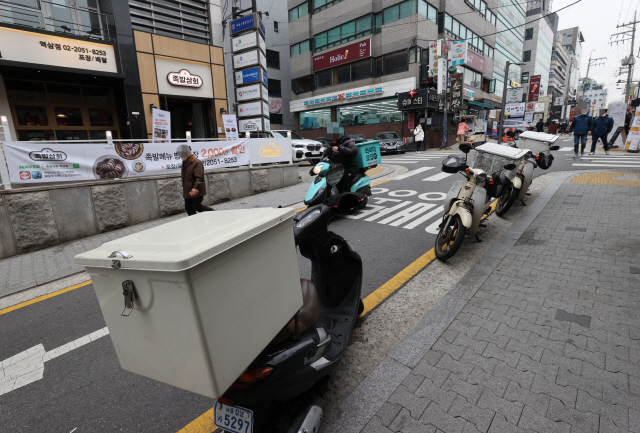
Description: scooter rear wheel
435,215,466,261
495,185,519,217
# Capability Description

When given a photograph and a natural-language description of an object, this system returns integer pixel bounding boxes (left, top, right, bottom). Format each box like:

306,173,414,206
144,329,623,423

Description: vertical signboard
222,114,239,139
528,75,541,102
449,74,463,111
152,108,171,142
408,112,415,130
449,40,467,66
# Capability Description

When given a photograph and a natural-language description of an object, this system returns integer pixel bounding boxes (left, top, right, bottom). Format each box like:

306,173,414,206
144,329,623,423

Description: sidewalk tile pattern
354,177,640,433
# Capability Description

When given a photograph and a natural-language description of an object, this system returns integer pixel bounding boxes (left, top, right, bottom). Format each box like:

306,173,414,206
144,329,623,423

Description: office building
558,26,584,96
548,35,571,100
580,80,608,115
223,0,294,130
0,0,228,141
287,0,512,140
521,4,557,100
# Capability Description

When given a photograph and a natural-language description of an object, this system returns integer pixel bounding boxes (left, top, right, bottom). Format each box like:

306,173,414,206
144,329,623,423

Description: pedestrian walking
559,119,568,135
413,124,425,153
568,109,593,159
456,120,471,145
178,144,214,216
549,121,558,135
535,119,544,132
590,109,615,155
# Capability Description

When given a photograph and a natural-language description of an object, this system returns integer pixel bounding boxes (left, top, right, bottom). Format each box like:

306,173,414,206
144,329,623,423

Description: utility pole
618,10,639,103
580,50,606,101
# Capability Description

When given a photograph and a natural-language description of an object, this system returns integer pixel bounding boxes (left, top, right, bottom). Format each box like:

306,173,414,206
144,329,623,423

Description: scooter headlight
296,209,321,228
313,165,322,175
475,172,487,184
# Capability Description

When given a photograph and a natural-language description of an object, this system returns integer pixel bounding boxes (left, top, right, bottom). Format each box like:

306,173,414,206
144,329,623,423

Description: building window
270,113,283,124
444,14,486,55
268,79,282,97
525,28,533,40
314,15,372,52
464,68,482,88
315,69,332,89
351,59,371,81
383,50,409,75
418,0,437,23
274,21,278,32
290,40,311,57
337,98,403,126
129,0,211,44
313,0,346,12
266,50,280,69
523,50,531,62
292,75,314,94
521,72,529,83
300,108,331,130
288,2,308,22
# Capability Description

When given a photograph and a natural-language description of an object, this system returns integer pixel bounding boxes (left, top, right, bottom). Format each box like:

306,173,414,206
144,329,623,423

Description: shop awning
468,101,496,109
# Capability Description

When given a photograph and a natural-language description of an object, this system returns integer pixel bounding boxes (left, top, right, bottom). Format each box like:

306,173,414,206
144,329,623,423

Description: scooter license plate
214,401,254,433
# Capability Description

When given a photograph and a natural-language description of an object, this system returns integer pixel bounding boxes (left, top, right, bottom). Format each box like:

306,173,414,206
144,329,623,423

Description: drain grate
555,309,591,328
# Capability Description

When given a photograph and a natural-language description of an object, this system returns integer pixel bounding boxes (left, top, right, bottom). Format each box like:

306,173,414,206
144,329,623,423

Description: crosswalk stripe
422,172,453,182
581,159,640,162
559,147,574,151
572,164,640,167
393,167,434,180
403,206,444,229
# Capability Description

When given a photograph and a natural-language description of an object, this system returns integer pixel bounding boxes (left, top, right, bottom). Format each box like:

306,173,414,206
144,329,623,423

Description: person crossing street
590,109,615,155
568,109,593,158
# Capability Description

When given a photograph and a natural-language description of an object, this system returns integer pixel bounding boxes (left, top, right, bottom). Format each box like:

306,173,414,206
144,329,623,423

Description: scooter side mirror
504,163,516,170
549,145,560,151
459,143,472,154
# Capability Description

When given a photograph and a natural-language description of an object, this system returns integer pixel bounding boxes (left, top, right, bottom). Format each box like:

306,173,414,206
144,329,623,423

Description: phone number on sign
203,156,238,166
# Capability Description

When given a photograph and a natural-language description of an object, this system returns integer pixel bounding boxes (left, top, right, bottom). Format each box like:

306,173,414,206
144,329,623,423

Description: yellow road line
175,409,219,433
0,280,92,316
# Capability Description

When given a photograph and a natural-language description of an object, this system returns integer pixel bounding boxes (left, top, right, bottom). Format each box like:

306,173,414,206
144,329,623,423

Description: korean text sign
528,75,541,102
3,140,251,184
312,39,371,72
152,108,171,143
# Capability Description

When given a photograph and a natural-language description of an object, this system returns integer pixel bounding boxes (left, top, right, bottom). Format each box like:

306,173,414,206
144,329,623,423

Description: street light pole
497,61,524,143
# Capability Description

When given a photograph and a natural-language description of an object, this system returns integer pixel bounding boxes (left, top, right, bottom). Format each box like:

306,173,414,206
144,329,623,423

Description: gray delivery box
516,131,559,153
75,208,302,399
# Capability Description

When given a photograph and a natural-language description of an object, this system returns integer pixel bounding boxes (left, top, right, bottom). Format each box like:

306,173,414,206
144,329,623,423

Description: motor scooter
435,143,515,261
215,168,364,433
304,158,371,209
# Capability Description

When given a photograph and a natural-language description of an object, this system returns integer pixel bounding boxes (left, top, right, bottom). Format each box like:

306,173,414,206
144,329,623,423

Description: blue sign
235,66,261,85
230,13,265,36
262,69,268,87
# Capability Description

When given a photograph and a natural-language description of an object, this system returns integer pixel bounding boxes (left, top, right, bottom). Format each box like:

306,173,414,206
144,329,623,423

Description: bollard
186,131,192,143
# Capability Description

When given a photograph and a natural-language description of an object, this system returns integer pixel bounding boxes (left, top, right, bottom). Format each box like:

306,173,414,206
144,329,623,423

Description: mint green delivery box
355,140,381,168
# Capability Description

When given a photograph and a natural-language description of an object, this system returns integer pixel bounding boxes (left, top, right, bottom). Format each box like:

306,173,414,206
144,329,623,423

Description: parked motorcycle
304,158,372,209
435,143,515,261
495,132,560,216
215,188,365,433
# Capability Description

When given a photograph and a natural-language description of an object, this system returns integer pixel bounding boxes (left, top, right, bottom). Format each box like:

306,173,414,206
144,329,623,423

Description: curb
320,170,580,433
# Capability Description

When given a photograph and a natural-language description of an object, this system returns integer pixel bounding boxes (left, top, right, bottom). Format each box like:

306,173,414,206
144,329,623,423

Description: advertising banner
312,39,371,72
3,140,250,184
238,117,269,133
505,103,525,117
526,102,535,111
449,75,463,111
248,138,292,164
231,31,265,54
534,102,545,112
466,51,485,73
230,13,265,37
506,89,522,103
233,49,266,70
554,96,564,106
152,108,171,143
569,107,578,120
528,75,541,102
625,107,640,151
408,112,415,130
608,102,627,148
269,97,283,114
448,40,467,66
222,115,239,139
235,83,268,102
237,100,270,118
234,66,265,86
524,111,533,123
428,41,439,77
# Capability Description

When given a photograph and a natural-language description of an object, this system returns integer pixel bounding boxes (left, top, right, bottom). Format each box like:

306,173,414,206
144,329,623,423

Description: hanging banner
528,75,541,102
569,107,578,121
428,41,439,77
152,108,171,143
408,112,415,130
222,114,239,139
505,103,525,117
625,107,640,152
3,140,250,184
448,40,467,66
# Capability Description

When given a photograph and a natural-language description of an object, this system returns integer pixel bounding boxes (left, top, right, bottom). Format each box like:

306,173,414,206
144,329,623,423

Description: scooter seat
270,278,320,345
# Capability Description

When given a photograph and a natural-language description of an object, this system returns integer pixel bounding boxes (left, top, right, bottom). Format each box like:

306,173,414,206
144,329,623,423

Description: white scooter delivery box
74,208,302,399
516,131,559,154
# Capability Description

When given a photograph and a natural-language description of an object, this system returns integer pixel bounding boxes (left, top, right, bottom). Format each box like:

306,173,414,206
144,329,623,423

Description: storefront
289,77,415,139
396,87,439,130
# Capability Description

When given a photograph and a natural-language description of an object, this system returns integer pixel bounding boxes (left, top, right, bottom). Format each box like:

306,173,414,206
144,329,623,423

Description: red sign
466,51,485,73
569,107,578,121
526,102,534,111
408,112,415,130
408,89,417,98
312,39,371,72
528,75,541,102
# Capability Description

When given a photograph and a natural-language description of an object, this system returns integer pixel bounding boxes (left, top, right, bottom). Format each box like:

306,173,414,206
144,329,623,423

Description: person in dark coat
549,121,558,135
178,144,214,216
536,119,544,132
568,109,593,158
590,109,615,155
322,131,359,193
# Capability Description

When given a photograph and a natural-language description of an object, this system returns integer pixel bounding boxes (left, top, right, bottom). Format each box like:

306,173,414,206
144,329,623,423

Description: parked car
375,132,406,154
350,134,367,143
269,130,324,164
314,137,333,148
503,120,534,139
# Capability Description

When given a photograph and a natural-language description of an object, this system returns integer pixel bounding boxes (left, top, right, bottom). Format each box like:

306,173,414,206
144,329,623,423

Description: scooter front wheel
495,185,519,217
435,214,466,261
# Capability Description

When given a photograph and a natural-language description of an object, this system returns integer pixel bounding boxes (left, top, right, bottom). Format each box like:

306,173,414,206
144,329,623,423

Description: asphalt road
3,135,639,432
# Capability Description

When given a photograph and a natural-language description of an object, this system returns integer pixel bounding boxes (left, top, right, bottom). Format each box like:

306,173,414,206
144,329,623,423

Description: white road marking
388,189,418,197
422,172,453,182
392,167,434,180
559,147,575,151
403,206,444,229
0,327,109,396
364,201,413,222
572,164,640,167
378,203,437,226
580,159,640,162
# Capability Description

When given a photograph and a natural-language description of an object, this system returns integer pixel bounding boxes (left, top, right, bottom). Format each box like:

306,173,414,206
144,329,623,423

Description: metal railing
0,0,112,41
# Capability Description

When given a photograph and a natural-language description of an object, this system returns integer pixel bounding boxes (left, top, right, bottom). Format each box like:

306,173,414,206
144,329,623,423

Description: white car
270,130,325,164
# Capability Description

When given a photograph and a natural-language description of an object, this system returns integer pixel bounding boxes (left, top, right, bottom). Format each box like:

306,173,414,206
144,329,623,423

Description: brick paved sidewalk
323,171,640,433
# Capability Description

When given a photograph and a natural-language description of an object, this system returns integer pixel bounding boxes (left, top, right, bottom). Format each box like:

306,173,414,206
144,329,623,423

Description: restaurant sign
312,39,371,72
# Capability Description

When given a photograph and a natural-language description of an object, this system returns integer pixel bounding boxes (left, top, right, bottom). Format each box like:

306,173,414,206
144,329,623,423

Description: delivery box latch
121,280,138,317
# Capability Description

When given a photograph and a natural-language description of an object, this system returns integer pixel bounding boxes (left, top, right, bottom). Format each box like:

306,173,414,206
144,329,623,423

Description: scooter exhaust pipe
287,395,324,433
